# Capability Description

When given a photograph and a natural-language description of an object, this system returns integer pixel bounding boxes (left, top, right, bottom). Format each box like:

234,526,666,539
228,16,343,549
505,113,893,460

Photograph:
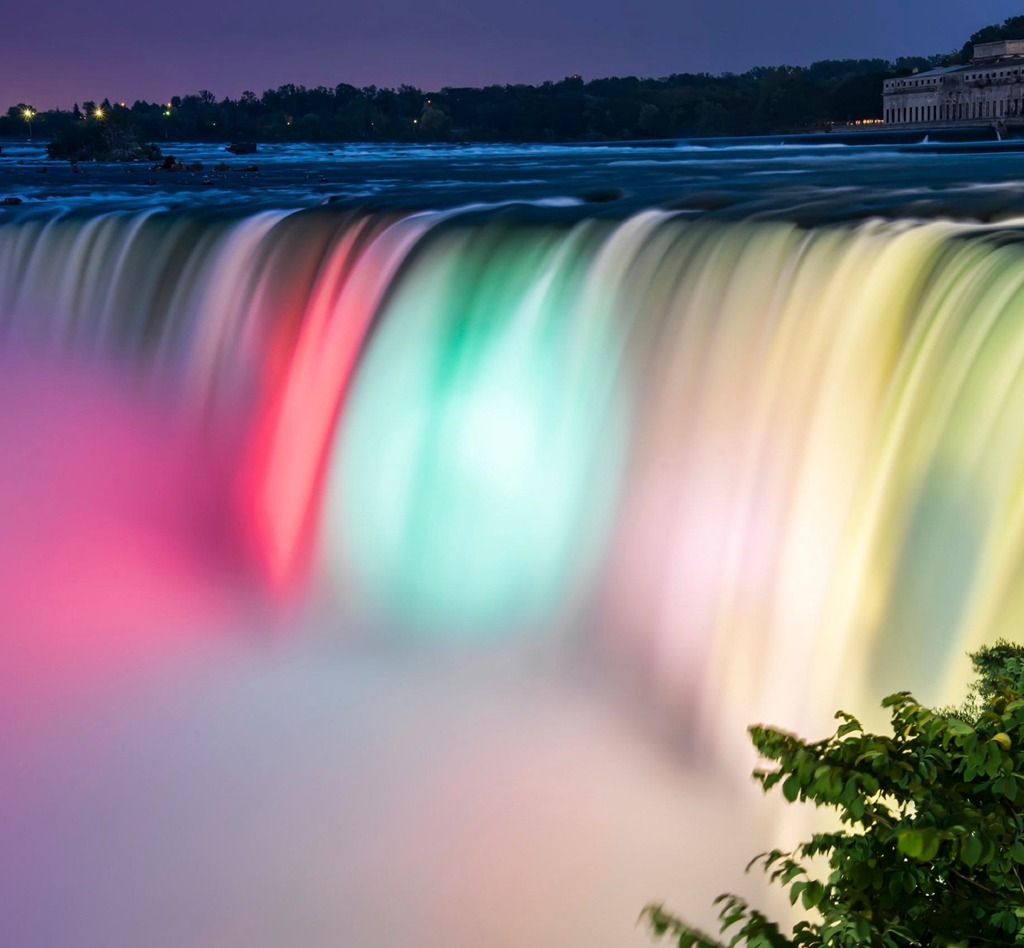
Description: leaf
898,830,925,859
919,833,940,862
801,881,824,910
993,732,1012,751
961,834,982,868
782,775,800,803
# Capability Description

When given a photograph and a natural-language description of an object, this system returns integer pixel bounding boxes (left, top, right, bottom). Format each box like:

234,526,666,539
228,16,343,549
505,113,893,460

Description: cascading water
3,203,1022,946
3,208,1017,714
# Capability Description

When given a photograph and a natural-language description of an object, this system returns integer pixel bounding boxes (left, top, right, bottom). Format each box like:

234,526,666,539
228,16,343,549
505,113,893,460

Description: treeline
3,14,1023,146
0,61,932,148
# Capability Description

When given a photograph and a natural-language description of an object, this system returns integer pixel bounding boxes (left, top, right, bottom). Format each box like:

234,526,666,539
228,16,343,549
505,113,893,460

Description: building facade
883,40,1024,126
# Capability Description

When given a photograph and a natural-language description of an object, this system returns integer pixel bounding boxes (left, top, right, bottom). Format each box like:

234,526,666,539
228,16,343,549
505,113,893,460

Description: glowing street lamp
21,108,34,139
93,107,104,119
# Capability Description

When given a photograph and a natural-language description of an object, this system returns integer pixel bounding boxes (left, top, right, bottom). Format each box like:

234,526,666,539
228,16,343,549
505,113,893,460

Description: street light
94,107,104,119
22,108,34,139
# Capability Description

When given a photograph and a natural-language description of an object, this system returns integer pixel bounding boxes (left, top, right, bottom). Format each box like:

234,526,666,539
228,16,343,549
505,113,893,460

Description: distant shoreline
0,123,1017,156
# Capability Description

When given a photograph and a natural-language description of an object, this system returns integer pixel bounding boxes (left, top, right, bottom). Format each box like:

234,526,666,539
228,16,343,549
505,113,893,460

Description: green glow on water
326,220,631,634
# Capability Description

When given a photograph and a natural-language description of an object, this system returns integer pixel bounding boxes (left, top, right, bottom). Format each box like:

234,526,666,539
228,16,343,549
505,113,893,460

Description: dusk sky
3,0,1023,109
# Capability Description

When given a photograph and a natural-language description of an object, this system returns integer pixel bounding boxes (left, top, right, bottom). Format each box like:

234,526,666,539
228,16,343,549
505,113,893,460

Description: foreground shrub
645,643,1024,947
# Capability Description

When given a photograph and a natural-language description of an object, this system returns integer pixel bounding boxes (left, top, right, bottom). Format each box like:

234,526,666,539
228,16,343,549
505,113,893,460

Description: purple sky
4,0,1022,110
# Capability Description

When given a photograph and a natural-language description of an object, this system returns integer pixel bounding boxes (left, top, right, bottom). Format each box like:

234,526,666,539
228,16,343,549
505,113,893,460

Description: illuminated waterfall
1,206,1022,743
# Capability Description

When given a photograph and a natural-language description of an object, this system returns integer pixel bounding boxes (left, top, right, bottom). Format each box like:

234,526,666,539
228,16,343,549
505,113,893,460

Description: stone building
883,40,1024,126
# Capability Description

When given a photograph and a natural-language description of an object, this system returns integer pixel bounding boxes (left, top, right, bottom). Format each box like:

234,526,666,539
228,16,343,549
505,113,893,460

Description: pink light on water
243,213,440,592
0,355,257,732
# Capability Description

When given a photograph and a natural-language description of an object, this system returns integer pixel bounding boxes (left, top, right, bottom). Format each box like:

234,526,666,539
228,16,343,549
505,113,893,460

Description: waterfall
1,205,1020,744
